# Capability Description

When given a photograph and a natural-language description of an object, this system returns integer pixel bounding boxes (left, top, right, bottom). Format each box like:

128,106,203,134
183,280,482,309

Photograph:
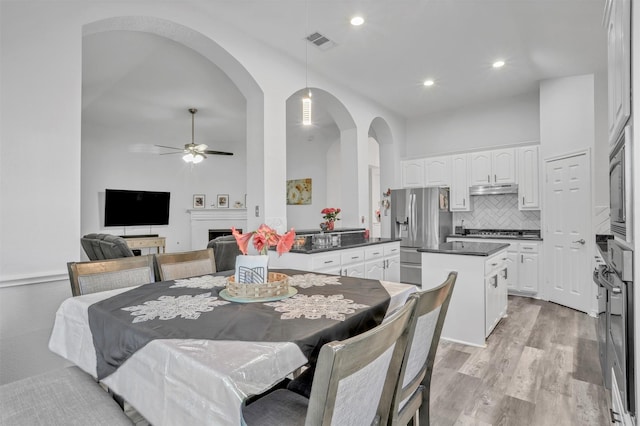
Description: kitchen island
419,241,509,347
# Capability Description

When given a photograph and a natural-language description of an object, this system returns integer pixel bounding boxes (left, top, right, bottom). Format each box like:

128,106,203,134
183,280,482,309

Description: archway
368,117,394,237
286,88,357,230
81,17,264,248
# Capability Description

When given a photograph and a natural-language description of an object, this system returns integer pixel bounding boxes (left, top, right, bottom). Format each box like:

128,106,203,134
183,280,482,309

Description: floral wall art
286,178,312,205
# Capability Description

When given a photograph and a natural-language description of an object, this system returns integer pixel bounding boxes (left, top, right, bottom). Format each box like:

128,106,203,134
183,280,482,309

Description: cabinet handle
521,254,523,263
352,256,359,260
487,174,490,183
491,262,498,266
522,196,525,204
494,174,497,182
463,198,465,207
610,408,622,423
373,252,380,255
324,260,334,264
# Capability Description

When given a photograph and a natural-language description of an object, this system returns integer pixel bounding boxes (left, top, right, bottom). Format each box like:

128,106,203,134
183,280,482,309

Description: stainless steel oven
596,240,635,416
610,124,633,242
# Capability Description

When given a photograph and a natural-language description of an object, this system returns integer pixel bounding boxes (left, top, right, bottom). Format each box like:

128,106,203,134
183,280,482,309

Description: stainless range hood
469,183,518,195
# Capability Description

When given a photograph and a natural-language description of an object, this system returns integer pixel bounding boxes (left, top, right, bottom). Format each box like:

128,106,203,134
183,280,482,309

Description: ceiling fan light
302,93,312,126
183,153,194,163
192,154,204,164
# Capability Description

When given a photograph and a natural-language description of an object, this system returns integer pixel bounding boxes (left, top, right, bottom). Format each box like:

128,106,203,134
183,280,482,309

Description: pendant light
302,1,312,126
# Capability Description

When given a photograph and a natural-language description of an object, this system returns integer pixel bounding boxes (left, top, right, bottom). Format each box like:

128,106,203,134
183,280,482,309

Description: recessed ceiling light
492,60,505,68
423,79,435,87
350,16,365,26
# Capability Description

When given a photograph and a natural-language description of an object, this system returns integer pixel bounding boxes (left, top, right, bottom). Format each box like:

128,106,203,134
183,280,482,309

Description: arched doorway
368,117,394,237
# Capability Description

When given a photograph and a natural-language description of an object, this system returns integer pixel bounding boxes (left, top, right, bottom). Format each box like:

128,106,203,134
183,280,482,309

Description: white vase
234,254,269,283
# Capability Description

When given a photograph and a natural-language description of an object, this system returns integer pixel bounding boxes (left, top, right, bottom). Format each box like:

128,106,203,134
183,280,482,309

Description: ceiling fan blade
195,144,208,151
155,145,184,151
159,152,186,155
203,150,234,156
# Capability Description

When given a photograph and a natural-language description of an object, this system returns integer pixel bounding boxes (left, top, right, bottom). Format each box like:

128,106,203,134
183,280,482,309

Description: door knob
572,239,586,245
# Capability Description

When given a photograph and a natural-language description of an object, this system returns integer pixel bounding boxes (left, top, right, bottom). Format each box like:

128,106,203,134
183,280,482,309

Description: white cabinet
269,242,400,280
517,145,540,210
484,252,508,337
364,244,401,281
447,237,542,296
605,0,631,145
424,155,452,187
470,148,516,185
401,159,425,188
450,153,471,211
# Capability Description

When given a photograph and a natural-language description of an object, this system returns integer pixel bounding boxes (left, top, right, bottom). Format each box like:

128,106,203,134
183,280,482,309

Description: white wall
405,91,540,157
0,1,405,383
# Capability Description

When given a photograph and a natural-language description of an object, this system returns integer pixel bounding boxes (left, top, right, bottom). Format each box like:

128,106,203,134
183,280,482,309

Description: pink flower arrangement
231,225,296,256
321,207,341,223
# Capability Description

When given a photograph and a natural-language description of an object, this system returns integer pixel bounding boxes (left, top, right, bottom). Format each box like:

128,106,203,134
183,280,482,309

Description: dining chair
67,255,156,296
241,297,416,426
0,366,134,425
154,248,217,281
206,235,242,272
388,271,457,426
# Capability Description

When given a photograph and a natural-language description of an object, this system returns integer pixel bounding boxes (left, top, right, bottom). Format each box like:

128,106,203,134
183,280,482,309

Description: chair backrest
154,248,217,281
305,297,416,426
206,235,242,272
81,233,134,260
67,255,156,296
389,271,457,426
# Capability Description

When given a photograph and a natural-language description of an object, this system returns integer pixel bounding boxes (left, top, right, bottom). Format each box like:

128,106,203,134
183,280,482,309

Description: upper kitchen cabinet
469,148,516,185
401,159,425,187
605,0,631,144
424,155,452,187
517,145,540,210
450,153,471,211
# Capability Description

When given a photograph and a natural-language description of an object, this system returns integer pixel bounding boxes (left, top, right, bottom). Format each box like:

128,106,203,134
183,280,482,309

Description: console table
123,236,166,253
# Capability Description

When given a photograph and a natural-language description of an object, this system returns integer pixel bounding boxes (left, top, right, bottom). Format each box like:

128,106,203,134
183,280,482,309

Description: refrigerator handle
410,193,417,241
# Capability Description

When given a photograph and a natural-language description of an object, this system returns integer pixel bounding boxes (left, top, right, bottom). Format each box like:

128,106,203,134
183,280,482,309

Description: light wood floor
429,296,610,426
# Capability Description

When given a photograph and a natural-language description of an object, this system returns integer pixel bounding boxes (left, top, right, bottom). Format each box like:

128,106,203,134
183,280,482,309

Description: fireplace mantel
189,209,247,249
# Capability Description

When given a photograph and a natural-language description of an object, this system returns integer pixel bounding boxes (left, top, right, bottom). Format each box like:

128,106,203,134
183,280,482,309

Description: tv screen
105,189,170,227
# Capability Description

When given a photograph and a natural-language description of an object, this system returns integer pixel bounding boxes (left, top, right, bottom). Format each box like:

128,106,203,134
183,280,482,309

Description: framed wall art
217,194,229,208
286,178,312,205
193,194,205,209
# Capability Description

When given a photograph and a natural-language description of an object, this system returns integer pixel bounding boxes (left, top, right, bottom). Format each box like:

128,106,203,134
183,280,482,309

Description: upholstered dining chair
388,271,457,426
0,366,133,425
241,297,416,426
67,255,156,297
206,235,242,273
154,248,217,281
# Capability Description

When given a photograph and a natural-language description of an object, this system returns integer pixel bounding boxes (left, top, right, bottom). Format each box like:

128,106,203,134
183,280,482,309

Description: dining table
49,269,416,426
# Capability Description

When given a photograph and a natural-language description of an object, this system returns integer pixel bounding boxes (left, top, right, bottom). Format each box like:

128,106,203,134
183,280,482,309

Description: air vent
306,32,337,51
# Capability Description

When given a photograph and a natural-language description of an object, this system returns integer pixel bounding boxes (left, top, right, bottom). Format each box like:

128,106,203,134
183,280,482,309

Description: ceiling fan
156,108,233,163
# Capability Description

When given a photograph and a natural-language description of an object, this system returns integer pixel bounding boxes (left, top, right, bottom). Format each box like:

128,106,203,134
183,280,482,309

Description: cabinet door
491,148,516,184
519,253,539,293
517,146,540,210
470,151,492,185
485,274,499,337
384,256,401,282
365,260,385,280
607,0,631,144
401,159,425,188
505,250,519,291
450,154,471,211
424,156,452,187
343,263,365,278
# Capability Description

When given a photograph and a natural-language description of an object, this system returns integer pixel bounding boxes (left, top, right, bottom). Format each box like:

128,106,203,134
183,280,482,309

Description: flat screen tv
104,189,171,227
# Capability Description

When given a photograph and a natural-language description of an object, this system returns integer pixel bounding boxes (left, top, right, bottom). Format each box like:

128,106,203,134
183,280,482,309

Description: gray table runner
88,269,391,380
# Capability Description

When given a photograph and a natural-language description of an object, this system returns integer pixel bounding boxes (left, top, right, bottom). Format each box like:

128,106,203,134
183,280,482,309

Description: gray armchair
81,233,134,260
206,235,242,273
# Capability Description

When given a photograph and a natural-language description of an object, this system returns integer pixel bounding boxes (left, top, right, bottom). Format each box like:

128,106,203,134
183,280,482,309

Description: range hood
469,183,518,195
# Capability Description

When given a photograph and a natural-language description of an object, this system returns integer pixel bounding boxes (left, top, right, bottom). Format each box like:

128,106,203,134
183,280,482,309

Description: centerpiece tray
222,272,295,303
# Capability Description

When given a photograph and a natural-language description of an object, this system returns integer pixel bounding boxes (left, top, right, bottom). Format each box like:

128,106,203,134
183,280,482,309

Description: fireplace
208,228,241,241
189,209,247,250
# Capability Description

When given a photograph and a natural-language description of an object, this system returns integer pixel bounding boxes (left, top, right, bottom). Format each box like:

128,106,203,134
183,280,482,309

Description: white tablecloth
49,280,415,426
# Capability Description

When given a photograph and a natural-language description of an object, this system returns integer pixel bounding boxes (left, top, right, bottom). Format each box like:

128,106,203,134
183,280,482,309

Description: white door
544,152,591,312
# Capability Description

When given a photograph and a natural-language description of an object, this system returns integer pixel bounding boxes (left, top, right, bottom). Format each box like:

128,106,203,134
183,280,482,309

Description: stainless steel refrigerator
391,187,452,285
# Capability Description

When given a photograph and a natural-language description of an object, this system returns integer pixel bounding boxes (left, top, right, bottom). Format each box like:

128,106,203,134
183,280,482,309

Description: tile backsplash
452,194,540,230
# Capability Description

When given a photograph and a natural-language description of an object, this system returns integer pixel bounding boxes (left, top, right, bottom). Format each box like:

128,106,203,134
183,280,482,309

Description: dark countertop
294,228,365,235
448,233,543,241
286,237,401,254
419,241,510,257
